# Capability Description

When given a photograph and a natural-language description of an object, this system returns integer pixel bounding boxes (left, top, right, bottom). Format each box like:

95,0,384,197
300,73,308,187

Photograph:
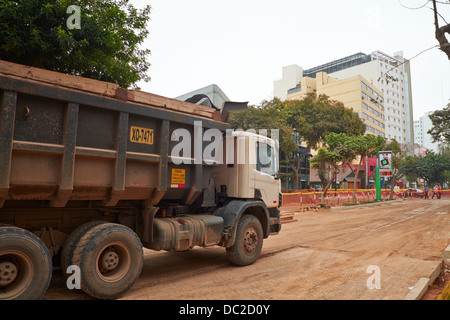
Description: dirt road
43,198,450,300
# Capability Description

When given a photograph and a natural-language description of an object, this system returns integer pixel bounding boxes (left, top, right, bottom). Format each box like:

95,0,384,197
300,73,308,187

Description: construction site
42,195,450,300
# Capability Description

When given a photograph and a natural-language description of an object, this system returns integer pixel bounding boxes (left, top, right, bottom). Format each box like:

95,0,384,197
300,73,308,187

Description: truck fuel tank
147,215,224,252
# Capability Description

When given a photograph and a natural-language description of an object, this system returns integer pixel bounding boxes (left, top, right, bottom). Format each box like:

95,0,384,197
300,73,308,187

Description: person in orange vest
437,185,442,199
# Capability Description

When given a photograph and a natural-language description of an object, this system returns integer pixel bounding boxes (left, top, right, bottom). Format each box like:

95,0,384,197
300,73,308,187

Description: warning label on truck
130,126,154,145
171,168,186,186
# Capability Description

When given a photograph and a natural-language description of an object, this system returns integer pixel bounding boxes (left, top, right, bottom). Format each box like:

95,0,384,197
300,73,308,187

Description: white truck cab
212,130,281,208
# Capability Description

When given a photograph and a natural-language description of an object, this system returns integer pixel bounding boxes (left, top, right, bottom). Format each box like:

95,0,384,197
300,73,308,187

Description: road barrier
281,189,449,210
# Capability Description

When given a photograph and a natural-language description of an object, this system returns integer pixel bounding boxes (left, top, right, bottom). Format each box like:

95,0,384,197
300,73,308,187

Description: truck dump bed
0,60,229,208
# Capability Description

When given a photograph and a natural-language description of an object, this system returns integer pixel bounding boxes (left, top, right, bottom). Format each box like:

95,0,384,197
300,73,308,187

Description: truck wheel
226,215,263,266
0,225,52,300
60,221,107,277
71,223,143,299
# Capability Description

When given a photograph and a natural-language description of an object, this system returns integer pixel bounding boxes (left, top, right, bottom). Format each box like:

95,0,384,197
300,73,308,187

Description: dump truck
0,60,282,300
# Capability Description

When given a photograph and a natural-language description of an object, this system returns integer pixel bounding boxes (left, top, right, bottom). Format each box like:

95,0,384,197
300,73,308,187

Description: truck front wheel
226,215,263,266
0,225,52,300
71,223,143,299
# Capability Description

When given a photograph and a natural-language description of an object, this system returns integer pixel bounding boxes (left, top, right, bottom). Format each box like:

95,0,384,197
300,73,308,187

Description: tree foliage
383,139,407,199
284,93,365,190
310,133,385,204
428,103,450,145
284,93,366,152
310,133,360,204
347,134,385,201
230,94,365,191
0,0,151,88
228,98,297,158
400,151,450,186
400,156,422,183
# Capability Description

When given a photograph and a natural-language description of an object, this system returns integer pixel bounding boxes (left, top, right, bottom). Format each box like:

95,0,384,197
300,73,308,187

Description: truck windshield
256,142,278,176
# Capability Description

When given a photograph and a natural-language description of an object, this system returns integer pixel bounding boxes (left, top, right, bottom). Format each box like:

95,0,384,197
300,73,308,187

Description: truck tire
226,215,263,266
60,221,107,277
0,225,52,300
71,223,143,299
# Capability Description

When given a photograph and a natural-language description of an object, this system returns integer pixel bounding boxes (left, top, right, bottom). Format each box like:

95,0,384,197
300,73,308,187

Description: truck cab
212,130,281,209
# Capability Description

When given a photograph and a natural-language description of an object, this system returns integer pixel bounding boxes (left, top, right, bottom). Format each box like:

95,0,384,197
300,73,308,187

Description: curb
444,244,450,260
404,261,443,300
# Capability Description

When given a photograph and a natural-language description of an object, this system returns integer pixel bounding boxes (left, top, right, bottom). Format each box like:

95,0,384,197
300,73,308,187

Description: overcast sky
131,0,450,120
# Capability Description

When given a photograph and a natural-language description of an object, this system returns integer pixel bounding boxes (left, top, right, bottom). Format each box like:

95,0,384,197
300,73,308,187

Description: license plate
130,126,154,145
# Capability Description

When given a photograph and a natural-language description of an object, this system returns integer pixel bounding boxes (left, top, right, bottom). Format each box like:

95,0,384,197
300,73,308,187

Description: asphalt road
43,198,450,300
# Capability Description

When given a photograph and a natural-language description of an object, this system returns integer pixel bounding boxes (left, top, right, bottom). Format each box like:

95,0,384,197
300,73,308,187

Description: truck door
254,140,280,208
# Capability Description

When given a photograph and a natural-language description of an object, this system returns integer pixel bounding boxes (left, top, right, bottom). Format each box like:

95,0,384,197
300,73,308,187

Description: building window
361,81,368,90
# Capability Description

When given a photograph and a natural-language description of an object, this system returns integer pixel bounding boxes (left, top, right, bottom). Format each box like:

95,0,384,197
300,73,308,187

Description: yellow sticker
130,126,154,145
171,168,186,185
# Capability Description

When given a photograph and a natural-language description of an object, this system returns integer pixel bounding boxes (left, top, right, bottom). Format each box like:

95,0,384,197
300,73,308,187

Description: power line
399,0,431,10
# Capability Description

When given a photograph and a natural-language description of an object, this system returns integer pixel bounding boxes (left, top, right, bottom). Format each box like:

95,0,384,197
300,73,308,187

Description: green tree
229,98,297,157
439,145,450,187
228,98,297,164
421,152,450,186
311,133,385,204
310,133,358,205
428,103,450,145
0,0,151,88
284,93,365,190
383,139,406,199
347,134,385,202
400,156,422,186
400,152,450,188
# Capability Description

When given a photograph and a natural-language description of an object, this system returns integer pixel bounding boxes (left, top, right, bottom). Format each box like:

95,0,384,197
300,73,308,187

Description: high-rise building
329,51,414,152
274,51,415,153
414,112,441,154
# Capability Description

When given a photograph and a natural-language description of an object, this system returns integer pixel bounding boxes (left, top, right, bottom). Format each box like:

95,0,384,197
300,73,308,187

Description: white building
330,51,414,152
414,111,441,154
274,51,415,153
273,65,303,101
